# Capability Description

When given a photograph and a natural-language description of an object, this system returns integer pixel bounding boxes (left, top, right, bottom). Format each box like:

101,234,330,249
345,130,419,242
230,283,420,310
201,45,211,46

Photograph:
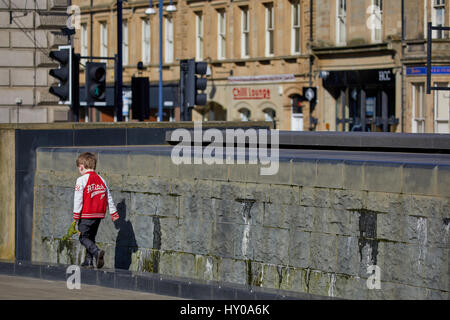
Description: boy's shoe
96,250,105,269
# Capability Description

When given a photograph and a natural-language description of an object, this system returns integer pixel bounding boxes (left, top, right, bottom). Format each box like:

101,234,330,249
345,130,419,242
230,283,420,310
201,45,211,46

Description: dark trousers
78,218,102,262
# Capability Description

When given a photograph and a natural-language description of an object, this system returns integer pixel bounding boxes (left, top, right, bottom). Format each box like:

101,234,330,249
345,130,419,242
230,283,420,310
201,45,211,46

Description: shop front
200,74,301,130
322,68,399,132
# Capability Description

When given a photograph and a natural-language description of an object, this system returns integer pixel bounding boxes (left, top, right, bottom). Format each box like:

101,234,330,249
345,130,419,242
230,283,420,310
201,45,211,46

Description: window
142,19,151,65
165,16,174,63
264,108,276,122
433,0,446,39
100,22,108,63
434,83,450,133
241,7,250,58
265,3,274,56
80,23,88,65
122,21,129,66
291,1,301,54
336,0,346,45
196,12,204,61
412,83,425,133
370,0,383,43
218,9,226,59
239,108,251,121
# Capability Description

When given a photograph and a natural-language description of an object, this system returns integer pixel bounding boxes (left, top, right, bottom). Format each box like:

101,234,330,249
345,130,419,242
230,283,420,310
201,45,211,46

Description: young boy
73,152,119,269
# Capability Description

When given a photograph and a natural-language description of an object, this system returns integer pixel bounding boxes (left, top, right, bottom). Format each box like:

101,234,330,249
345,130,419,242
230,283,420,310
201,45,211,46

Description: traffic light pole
116,0,124,122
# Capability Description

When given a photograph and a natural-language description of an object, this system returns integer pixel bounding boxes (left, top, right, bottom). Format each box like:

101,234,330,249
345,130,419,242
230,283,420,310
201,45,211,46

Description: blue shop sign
407,66,450,76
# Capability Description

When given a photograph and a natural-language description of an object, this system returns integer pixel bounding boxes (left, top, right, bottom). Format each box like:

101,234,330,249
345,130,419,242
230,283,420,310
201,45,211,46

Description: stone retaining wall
32,146,449,299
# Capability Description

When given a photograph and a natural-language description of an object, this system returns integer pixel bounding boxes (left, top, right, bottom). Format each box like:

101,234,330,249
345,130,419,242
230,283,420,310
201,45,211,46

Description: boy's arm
107,186,119,222
73,176,84,220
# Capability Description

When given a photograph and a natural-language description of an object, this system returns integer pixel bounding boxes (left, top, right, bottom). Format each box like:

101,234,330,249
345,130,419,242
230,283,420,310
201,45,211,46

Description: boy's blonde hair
76,152,97,170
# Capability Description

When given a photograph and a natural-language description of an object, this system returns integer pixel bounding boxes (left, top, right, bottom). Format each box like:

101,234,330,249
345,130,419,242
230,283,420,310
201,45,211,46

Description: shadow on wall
113,200,138,270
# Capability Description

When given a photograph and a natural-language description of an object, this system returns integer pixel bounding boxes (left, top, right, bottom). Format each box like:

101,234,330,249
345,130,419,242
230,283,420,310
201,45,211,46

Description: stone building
0,0,70,123
313,0,450,133
2,0,449,132
73,0,313,129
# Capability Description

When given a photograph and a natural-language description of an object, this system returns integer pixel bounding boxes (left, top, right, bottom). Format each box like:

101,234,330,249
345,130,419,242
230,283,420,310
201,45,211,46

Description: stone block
130,193,159,216
36,150,53,171
257,161,291,186
233,223,255,260
288,206,314,231
267,185,300,205
96,214,119,245
53,206,74,238
182,218,214,255
300,187,331,208
366,191,407,215
0,49,34,67
436,166,450,197
196,163,228,181
334,273,368,300
377,213,406,242
336,236,359,276
402,165,437,196
127,153,158,177
363,163,402,193
291,160,316,187
0,68,9,85
50,150,78,172
331,189,366,211
253,227,290,265
343,161,364,191
409,245,448,292
427,217,450,247
160,217,183,252
11,30,47,48
406,195,447,218
123,175,169,194
158,155,180,179
244,183,271,203
193,255,220,281
313,208,354,236
404,215,428,245
97,151,129,175
279,267,308,293
305,270,329,297
309,233,337,273
0,87,34,105
228,163,261,184
219,258,247,285
316,160,343,189
288,230,310,269
263,203,290,229
179,195,202,221
211,222,236,259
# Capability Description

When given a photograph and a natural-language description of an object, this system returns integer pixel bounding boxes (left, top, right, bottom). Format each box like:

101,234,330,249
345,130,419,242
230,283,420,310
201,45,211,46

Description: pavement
0,274,183,300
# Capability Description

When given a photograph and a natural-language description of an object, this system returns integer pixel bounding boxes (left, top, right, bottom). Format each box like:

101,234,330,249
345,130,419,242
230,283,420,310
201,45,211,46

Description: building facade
0,0,70,123
313,0,450,133
1,0,449,133
73,0,313,129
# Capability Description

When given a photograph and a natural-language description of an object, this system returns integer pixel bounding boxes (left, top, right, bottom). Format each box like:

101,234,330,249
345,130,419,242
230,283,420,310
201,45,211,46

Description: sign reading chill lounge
232,87,271,100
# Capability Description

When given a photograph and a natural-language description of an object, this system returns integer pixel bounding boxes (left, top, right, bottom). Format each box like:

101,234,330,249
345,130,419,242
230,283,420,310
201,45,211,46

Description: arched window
263,108,276,122
239,108,251,121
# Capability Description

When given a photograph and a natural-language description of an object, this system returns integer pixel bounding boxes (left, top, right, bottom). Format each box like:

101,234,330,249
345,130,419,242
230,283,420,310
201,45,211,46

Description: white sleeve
73,176,86,219
100,176,119,221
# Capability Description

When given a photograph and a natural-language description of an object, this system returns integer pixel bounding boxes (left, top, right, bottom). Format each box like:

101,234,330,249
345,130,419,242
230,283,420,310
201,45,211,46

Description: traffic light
85,62,106,104
49,46,72,102
186,59,208,107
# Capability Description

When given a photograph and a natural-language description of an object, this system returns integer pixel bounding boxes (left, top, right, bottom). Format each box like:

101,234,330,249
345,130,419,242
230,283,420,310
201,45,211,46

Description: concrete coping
0,260,333,300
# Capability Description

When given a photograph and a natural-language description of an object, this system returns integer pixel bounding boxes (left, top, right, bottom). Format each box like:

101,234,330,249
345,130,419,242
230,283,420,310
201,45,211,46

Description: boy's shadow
113,200,138,270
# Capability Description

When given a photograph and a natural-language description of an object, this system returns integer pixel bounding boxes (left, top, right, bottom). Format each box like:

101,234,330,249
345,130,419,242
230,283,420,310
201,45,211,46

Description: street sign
303,87,317,103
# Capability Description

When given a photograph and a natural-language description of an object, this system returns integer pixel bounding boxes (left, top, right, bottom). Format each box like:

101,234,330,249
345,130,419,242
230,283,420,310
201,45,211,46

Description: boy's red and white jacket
73,170,119,221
